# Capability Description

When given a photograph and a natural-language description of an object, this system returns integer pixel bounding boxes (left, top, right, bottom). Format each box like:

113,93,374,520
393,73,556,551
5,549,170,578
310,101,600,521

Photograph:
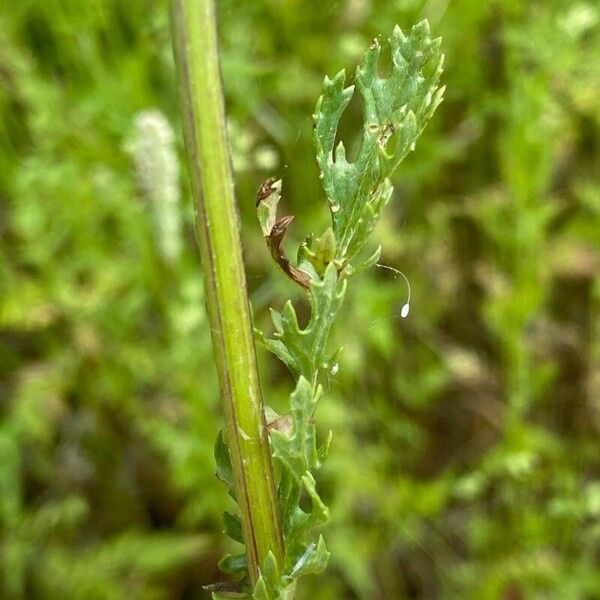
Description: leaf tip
413,18,431,38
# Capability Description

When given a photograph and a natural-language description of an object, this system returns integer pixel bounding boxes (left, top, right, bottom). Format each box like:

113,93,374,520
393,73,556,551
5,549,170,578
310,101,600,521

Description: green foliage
1,1,600,599
257,264,346,379
217,24,444,598
270,378,330,569
314,21,444,259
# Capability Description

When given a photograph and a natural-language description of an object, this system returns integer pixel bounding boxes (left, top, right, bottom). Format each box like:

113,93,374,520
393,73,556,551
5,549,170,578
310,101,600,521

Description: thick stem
169,0,284,584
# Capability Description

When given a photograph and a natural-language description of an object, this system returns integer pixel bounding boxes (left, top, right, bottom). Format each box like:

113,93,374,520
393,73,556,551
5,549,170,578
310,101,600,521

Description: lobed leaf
314,20,444,259
269,378,331,584
257,263,346,379
270,377,323,483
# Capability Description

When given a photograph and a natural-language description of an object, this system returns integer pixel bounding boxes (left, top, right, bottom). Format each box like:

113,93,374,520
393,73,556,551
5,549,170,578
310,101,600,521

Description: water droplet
331,203,340,213
401,303,410,318
330,363,339,376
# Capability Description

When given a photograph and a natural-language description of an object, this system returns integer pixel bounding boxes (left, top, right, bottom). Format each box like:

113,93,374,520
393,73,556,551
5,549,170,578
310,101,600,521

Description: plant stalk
169,0,284,585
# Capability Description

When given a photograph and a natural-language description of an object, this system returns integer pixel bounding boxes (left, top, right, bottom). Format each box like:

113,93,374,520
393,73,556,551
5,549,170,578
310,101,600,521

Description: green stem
169,0,284,584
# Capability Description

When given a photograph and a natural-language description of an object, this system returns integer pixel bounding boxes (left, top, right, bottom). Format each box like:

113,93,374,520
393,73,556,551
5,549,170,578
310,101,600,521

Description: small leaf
255,326,297,375
223,511,244,544
270,377,322,483
289,535,330,578
300,471,330,529
215,430,236,500
252,577,269,600
260,263,346,379
300,228,337,276
317,430,333,464
219,553,248,577
252,551,291,600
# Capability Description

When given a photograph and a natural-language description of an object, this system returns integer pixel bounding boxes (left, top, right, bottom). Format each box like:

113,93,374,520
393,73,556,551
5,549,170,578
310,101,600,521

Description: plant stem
169,0,284,585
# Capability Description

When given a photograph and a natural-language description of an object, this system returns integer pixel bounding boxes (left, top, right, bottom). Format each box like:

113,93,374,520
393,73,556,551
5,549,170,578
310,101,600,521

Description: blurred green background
1,0,599,598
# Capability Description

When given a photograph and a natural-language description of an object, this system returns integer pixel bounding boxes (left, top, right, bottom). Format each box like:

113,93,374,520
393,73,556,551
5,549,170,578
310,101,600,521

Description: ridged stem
169,0,284,585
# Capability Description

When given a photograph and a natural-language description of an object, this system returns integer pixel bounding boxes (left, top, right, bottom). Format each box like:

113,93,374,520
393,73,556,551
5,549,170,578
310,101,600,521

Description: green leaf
219,553,248,577
215,433,248,579
250,23,444,596
215,430,236,501
288,535,330,578
258,263,346,379
270,377,330,538
298,471,329,531
223,511,244,544
299,228,337,277
252,551,295,600
314,20,444,259
252,578,269,600
269,379,330,583
270,377,322,483
348,245,382,276
345,180,393,261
